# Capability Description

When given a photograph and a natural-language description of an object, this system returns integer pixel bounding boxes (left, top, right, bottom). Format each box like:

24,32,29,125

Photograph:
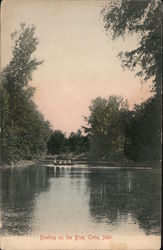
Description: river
0,164,161,249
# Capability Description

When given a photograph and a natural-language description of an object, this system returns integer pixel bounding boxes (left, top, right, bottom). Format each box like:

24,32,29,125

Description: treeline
0,24,52,165
47,0,162,163
83,95,161,162
47,129,89,155
1,2,162,166
47,94,161,163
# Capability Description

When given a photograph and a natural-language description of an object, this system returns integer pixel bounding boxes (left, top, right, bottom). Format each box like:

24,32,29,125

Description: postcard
0,0,162,249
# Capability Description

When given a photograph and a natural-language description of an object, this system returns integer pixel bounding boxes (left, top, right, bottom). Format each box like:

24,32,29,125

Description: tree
47,130,67,155
0,23,51,164
0,85,9,164
85,95,129,160
47,129,90,156
2,23,42,90
68,129,89,154
124,97,161,162
103,0,162,96
2,23,42,122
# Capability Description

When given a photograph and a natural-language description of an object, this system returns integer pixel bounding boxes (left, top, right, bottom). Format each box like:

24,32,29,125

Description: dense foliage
47,130,67,155
84,96,129,160
83,94,161,162
47,129,89,155
0,24,52,164
124,97,161,162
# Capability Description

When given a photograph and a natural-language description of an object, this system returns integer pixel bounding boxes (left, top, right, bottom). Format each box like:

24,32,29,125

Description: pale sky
1,0,153,134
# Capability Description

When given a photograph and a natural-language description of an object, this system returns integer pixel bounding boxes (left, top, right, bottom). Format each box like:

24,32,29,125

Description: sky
1,0,153,134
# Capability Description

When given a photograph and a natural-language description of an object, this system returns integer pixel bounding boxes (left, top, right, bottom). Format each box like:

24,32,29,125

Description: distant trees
47,129,89,155
84,96,129,160
47,130,67,155
0,23,52,164
67,129,89,154
83,94,161,163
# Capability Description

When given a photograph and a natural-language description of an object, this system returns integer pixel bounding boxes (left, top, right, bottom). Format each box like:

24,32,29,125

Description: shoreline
0,160,37,169
74,160,162,168
0,159,161,169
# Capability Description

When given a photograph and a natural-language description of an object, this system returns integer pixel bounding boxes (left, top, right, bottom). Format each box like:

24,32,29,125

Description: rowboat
53,160,74,166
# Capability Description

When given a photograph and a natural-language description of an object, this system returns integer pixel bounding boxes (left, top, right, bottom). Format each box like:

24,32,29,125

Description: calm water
0,165,161,237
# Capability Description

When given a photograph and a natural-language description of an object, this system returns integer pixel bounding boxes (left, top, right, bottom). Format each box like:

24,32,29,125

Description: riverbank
74,160,161,168
40,155,161,169
0,157,161,169
0,159,37,169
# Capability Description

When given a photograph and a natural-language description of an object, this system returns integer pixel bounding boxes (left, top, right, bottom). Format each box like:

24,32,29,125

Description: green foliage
67,129,89,154
0,24,51,164
2,23,42,90
84,94,161,163
124,96,161,162
85,95,129,160
47,130,67,155
0,85,10,163
103,0,162,95
47,129,89,155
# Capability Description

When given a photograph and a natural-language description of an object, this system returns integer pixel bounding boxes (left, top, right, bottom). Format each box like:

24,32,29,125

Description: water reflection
87,168,161,235
0,166,50,235
0,165,161,236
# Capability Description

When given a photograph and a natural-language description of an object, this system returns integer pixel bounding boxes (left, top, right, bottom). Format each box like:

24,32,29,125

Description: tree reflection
0,165,50,235
87,169,161,235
